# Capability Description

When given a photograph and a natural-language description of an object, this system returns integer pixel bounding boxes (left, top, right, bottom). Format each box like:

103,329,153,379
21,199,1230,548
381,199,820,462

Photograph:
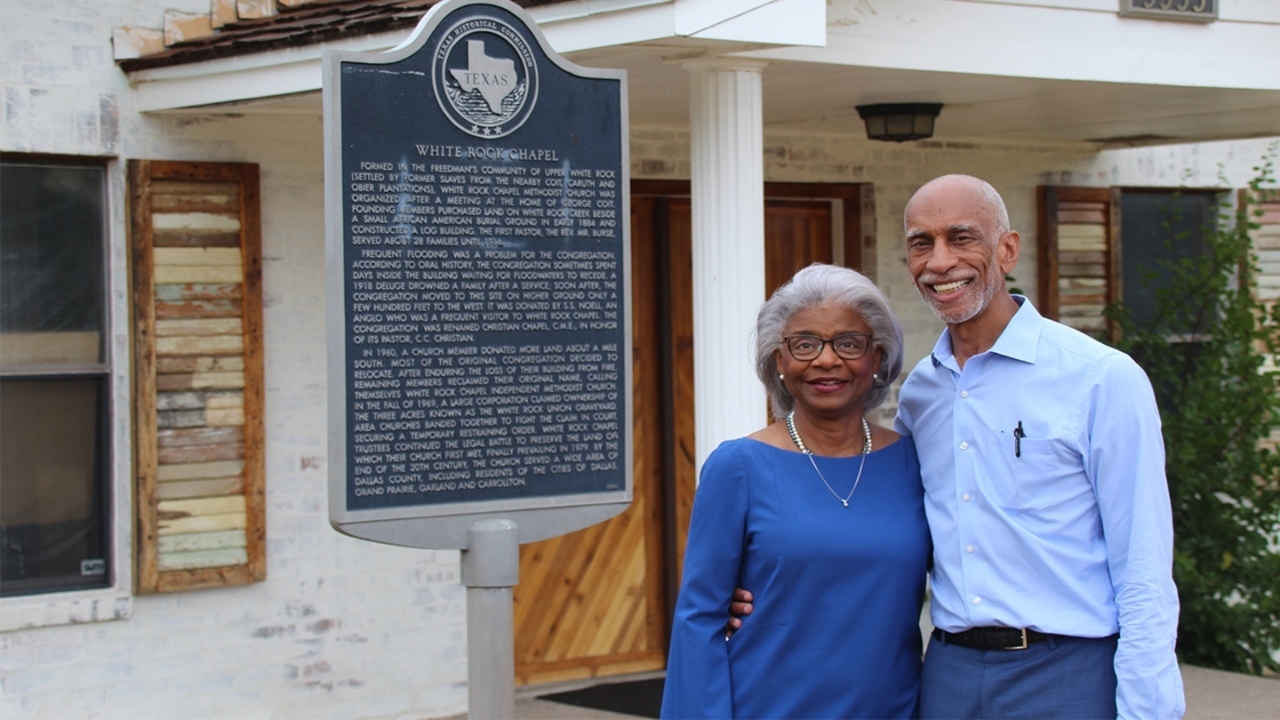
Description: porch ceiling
192,41,1280,148
574,44,1280,146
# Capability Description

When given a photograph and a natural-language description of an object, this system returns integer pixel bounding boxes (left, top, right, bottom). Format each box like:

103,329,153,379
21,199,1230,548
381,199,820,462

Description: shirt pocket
975,423,1078,512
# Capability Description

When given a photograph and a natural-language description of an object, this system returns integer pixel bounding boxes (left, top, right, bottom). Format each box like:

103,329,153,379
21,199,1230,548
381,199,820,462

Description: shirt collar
930,295,1041,368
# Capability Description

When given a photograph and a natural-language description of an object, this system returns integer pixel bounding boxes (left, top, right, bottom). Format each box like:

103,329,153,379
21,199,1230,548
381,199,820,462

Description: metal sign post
322,1,629,716
461,518,518,720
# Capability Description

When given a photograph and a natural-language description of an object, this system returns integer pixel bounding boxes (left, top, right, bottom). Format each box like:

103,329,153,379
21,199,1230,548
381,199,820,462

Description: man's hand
724,588,754,639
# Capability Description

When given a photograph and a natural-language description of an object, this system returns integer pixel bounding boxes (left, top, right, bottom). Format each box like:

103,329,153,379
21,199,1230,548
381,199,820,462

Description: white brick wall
3,5,471,719
629,129,1276,424
635,129,1085,368
2,113,473,718
631,129,1278,373
3,2,1275,718
1,1,207,156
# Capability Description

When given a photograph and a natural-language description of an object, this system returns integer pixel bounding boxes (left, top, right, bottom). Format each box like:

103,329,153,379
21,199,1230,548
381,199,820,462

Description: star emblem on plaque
434,17,538,139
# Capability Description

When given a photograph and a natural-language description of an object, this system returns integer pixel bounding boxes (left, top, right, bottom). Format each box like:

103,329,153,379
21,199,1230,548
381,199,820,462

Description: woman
661,264,929,719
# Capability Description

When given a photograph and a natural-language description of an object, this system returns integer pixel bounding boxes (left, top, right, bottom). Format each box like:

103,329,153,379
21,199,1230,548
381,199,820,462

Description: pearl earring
873,373,880,382
778,373,785,381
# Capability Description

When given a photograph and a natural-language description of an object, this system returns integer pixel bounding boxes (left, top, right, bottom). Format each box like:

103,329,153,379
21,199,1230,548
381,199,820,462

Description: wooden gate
512,181,873,687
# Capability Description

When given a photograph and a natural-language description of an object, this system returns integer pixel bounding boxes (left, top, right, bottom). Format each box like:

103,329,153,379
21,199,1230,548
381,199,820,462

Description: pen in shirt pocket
1013,420,1025,458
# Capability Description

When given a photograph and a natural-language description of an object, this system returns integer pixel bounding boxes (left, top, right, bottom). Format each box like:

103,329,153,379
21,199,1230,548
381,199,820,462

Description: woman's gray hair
754,264,904,420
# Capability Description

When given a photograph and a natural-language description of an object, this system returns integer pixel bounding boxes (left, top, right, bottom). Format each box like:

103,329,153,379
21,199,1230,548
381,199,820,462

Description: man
731,175,1184,719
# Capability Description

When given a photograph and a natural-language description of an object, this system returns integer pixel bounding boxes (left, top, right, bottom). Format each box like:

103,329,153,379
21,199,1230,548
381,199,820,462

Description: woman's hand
724,588,755,639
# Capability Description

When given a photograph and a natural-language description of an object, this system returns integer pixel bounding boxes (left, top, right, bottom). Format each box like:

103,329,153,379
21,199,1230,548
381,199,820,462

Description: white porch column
686,59,769,473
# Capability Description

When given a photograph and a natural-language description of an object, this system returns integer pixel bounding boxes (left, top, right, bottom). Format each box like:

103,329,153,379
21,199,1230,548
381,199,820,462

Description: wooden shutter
1249,188,1280,450
1250,188,1280,306
129,160,265,593
1037,186,1120,338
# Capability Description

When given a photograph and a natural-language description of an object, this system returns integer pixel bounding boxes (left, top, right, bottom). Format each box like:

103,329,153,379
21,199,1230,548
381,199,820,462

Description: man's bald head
904,175,1010,236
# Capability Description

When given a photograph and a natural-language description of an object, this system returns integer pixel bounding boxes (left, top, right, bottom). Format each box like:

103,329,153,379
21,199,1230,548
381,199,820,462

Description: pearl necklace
786,411,872,508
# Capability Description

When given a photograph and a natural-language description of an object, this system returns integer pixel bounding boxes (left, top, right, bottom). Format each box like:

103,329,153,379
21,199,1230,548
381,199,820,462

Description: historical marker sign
324,0,630,549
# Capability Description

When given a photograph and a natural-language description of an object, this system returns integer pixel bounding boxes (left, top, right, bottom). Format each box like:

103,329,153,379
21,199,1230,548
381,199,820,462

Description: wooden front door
512,182,871,687
510,194,671,686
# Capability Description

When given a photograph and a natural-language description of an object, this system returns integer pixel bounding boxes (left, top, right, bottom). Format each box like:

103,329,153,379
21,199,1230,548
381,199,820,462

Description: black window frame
1,153,114,597
1117,187,1223,341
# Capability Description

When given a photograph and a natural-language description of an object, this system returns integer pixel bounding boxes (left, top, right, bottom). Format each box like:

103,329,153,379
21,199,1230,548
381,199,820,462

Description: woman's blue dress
661,436,930,719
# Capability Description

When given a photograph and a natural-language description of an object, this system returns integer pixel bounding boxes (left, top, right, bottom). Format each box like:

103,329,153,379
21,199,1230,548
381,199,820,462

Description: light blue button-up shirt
896,297,1184,720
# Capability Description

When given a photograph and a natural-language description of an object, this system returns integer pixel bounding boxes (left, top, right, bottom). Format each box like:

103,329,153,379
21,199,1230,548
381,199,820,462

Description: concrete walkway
502,665,1280,719
1181,665,1280,719
484,604,1280,719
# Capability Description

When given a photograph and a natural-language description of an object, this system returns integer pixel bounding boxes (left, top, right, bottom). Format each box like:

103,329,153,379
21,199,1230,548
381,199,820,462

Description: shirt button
962,493,971,502
966,545,975,553
959,441,969,450
960,390,969,399
973,597,982,605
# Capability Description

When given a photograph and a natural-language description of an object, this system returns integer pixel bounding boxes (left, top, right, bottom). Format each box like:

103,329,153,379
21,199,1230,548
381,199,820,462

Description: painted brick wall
631,128,1100,366
629,129,1278,421
3,110,473,717
3,4,472,719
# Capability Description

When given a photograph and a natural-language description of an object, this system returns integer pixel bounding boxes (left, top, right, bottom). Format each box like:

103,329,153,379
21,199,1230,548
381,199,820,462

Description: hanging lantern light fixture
855,103,944,142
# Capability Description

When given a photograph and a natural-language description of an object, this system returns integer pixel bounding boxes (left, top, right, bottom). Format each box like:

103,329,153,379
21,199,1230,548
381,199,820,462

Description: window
1118,190,1218,334
1,158,112,597
1037,186,1221,338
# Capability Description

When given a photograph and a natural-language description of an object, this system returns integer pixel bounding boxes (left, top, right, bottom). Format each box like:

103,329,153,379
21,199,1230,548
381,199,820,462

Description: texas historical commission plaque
324,0,630,547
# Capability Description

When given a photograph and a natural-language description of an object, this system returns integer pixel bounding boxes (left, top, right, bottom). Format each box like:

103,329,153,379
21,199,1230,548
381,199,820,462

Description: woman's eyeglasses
782,333,872,361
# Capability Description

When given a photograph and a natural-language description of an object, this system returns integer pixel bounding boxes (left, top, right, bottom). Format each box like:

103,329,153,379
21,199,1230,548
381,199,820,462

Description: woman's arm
661,445,750,719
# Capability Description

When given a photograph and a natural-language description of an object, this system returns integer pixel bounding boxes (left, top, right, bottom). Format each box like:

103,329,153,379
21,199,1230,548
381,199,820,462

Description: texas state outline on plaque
450,40,517,113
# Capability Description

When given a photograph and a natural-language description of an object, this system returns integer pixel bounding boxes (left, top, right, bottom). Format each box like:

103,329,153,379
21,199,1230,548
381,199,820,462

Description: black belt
932,627,1053,651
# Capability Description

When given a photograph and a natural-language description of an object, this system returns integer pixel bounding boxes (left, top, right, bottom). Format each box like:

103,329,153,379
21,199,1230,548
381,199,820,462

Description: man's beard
915,268,1001,326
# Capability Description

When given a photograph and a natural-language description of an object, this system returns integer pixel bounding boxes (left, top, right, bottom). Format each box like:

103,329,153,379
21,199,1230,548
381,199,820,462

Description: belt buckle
1009,629,1029,650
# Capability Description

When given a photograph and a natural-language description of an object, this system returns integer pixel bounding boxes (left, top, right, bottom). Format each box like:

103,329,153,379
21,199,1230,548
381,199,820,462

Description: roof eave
126,0,828,113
